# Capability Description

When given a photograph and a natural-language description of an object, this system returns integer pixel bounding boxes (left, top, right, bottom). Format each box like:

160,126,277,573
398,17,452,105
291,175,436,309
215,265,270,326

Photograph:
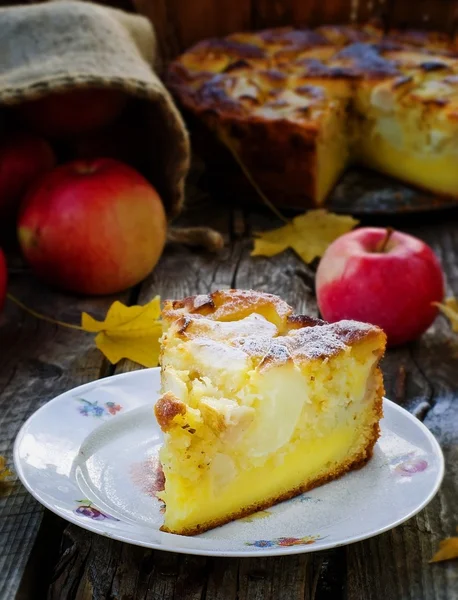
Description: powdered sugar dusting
286,326,349,360
285,320,377,360
163,291,383,370
231,319,375,367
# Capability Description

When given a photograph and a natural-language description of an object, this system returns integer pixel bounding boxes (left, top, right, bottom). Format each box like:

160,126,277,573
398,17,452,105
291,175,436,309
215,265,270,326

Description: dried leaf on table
430,528,458,563
82,296,162,368
251,209,359,264
434,297,458,332
0,455,12,481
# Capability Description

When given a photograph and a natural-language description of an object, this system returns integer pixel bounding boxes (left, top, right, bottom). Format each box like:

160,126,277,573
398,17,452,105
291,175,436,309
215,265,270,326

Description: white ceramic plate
14,368,444,557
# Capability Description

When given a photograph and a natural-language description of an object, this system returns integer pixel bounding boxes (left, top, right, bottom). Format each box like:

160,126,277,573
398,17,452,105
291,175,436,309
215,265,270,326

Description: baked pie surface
155,290,386,535
168,25,458,208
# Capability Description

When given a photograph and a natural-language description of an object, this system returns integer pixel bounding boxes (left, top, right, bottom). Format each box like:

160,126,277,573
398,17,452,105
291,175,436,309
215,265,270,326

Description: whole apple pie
167,24,458,209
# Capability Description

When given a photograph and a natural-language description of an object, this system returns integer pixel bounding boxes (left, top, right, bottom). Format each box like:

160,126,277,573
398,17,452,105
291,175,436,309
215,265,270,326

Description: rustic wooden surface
0,2,457,599
2,0,458,58
0,198,457,600
132,0,458,59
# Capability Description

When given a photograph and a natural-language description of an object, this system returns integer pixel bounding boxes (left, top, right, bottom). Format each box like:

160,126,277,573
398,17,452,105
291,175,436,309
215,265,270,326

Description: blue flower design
74,500,119,521
76,398,123,418
251,540,275,548
298,495,321,503
246,535,321,548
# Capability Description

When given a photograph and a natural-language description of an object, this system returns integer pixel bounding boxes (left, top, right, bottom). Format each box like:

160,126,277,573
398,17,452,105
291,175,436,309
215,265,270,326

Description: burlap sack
0,0,189,220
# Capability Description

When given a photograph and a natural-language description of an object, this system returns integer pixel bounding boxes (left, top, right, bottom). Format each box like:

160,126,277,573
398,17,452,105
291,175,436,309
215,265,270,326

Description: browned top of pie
162,289,386,365
167,24,458,128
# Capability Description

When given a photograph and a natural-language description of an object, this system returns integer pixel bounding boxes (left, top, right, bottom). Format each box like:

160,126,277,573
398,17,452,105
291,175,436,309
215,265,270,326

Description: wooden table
1,198,457,600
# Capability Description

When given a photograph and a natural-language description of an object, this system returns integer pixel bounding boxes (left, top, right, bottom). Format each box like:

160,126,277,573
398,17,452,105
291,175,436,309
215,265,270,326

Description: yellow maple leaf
251,209,359,264
435,297,458,333
0,455,12,481
82,296,162,368
430,528,458,563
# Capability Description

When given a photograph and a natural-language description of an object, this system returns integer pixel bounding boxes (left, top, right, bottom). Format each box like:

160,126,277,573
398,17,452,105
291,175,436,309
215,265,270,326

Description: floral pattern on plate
246,535,321,548
74,499,119,521
13,368,444,557
389,452,428,476
294,494,322,504
395,457,428,476
77,398,122,418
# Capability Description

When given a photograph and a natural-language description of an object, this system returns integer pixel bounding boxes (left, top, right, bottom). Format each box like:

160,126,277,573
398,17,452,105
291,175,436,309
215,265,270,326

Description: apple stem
376,227,394,253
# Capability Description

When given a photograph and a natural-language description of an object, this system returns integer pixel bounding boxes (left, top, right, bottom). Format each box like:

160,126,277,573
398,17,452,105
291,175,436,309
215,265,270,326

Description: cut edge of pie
154,289,386,536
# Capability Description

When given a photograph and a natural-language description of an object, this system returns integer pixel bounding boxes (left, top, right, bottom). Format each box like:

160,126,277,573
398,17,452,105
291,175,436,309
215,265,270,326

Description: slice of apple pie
154,289,386,535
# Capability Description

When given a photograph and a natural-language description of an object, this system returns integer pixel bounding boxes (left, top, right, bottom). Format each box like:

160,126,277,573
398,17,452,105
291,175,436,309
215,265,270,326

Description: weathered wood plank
132,0,181,64
252,0,383,28
0,255,128,600
346,221,458,600
230,210,347,600
252,0,293,28
236,211,319,316
385,0,458,33
133,0,458,61
352,0,389,25
291,0,353,27
160,0,252,54
205,558,239,600
16,210,458,600
237,554,316,599
46,204,242,599
45,206,341,600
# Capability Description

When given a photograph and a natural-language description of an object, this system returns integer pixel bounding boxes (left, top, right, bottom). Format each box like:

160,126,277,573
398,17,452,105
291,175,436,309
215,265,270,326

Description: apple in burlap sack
0,133,55,228
17,158,167,295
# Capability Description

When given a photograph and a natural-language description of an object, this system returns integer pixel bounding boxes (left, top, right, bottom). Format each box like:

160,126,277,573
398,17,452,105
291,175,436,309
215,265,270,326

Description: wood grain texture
132,0,181,65
352,0,389,25
46,203,242,600
385,0,458,33
133,0,458,57
0,255,128,600
44,204,338,600
3,208,458,600
346,221,458,600
251,0,293,28
291,0,353,27
137,0,252,56
236,211,319,316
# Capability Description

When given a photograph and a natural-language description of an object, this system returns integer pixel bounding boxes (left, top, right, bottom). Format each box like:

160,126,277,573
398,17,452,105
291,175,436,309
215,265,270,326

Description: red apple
17,158,167,295
0,133,55,225
0,248,7,311
316,227,444,346
15,88,127,138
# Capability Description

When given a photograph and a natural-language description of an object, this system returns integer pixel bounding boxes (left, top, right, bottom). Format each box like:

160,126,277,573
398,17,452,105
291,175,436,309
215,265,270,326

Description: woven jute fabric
0,0,190,219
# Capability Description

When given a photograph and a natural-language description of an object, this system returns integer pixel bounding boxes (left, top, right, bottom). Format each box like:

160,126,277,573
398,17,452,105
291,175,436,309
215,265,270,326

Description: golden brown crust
160,370,383,536
287,314,326,329
161,451,371,535
167,24,458,208
169,24,458,114
160,289,387,370
164,289,293,327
